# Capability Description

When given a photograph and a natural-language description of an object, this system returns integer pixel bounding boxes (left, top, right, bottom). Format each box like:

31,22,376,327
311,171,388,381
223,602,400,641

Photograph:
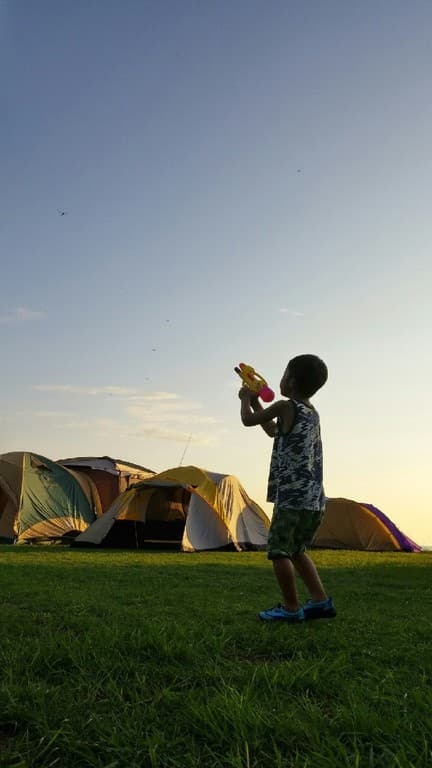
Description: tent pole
179,434,192,466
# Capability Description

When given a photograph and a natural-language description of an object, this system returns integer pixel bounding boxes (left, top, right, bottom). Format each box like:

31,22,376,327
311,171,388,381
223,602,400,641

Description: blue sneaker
259,603,305,622
303,596,336,620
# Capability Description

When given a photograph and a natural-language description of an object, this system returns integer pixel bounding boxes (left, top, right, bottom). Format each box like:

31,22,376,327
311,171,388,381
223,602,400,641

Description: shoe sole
304,609,336,621
259,615,305,623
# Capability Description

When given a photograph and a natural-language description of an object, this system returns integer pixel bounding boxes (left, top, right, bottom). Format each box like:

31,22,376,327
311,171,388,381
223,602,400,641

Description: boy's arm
239,389,291,434
250,397,277,437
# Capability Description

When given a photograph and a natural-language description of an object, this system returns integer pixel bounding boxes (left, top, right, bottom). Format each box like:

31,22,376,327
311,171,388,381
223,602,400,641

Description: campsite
1,452,431,766
0,453,422,553
4,2,432,765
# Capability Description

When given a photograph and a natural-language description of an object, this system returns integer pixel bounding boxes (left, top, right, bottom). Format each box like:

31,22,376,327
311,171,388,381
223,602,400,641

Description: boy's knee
291,549,306,562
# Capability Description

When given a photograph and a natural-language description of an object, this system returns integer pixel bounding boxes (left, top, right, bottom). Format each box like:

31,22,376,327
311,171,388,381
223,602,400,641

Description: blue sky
2,1,432,544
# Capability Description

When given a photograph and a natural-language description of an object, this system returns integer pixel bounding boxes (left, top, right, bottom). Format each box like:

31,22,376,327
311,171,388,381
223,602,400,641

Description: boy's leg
262,507,307,619
272,557,300,612
291,551,327,602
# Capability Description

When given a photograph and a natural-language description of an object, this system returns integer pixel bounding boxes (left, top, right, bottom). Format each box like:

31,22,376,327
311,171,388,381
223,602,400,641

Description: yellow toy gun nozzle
234,363,275,403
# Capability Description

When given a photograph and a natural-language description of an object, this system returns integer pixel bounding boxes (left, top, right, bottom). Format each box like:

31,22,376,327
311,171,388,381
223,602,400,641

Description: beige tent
57,456,155,513
74,466,269,551
312,498,421,552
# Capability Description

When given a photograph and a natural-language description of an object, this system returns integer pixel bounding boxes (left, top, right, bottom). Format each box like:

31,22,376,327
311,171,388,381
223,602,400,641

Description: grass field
1,546,432,768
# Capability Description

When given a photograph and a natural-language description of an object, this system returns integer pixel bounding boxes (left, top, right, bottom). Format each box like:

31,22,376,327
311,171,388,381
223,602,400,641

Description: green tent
0,452,97,543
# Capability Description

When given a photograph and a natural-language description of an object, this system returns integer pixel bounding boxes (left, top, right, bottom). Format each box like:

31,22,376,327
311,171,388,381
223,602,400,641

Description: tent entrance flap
100,487,191,548
100,520,186,549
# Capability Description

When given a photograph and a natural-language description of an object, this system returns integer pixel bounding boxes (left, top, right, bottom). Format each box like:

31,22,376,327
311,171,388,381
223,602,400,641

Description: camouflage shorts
267,507,324,560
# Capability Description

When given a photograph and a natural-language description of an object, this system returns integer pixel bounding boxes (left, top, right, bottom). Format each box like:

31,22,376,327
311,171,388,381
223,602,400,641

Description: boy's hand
238,386,253,401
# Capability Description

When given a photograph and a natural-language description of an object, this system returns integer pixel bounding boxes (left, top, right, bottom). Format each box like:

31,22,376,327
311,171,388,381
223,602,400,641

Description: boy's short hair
288,355,328,397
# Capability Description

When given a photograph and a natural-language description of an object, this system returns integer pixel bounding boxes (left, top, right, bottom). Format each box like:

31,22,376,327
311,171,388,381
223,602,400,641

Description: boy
239,354,336,623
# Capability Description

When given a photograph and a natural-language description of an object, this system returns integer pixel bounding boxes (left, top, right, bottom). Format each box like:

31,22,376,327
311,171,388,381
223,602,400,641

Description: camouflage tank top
266,400,325,512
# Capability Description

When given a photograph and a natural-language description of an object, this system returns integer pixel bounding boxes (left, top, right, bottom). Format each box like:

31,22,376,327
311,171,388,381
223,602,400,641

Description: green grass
1,547,432,768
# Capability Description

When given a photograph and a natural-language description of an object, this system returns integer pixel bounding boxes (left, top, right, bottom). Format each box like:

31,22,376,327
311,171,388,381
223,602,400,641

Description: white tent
74,466,269,552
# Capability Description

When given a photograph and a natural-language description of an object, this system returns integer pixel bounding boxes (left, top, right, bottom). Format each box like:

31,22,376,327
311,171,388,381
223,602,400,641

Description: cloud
33,385,139,396
125,393,218,435
124,392,221,444
50,415,220,446
278,308,304,316
20,410,71,418
56,417,118,432
126,396,210,415
118,391,179,402
30,384,221,445
0,307,46,323
126,426,218,445
127,407,217,426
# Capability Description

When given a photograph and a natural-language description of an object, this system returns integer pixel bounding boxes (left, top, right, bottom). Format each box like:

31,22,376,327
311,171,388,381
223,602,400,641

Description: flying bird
57,209,68,216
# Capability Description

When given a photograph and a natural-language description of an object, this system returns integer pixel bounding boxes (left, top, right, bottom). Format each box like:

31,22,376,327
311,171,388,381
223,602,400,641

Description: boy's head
280,355,328,399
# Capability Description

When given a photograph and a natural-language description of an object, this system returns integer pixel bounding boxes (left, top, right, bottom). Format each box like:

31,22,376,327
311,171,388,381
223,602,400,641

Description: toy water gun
234,363,275,403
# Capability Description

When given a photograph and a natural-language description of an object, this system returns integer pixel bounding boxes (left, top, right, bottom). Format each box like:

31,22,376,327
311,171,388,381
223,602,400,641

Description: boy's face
280,364,295,397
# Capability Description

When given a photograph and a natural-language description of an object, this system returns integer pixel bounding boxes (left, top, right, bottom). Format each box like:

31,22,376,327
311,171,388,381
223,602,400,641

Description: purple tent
361,504,422,552
312,498,422,551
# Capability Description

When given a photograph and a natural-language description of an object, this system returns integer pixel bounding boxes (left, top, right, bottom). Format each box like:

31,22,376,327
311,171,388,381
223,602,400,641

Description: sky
1,1,432,545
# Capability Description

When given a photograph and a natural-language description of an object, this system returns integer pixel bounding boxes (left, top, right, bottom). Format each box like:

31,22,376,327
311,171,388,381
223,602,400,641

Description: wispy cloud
121,392,218,443
33,385,139,396
31,385,221,445
118,391,179,402
126,425,219,445
56,417,118,432
18,410,71,418
0,307,46,324
278,308,304,317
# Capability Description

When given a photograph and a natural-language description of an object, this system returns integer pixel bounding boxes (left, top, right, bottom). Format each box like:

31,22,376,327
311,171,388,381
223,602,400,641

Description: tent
74,466,269,551
312,498,421,552
0,452,99,543
57,456,155,513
